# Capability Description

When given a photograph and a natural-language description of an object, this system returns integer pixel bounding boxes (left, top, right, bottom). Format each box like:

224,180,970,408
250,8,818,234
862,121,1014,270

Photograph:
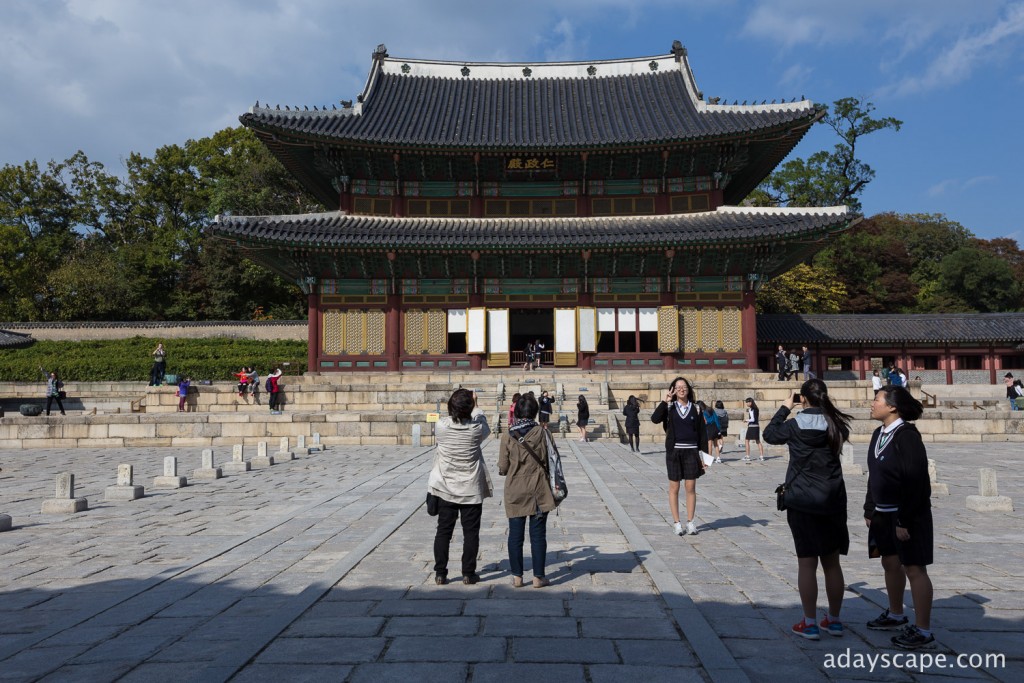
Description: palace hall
210,42,855,373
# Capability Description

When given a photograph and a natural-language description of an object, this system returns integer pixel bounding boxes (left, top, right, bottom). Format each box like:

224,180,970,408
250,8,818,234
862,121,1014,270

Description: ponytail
799,379,852,455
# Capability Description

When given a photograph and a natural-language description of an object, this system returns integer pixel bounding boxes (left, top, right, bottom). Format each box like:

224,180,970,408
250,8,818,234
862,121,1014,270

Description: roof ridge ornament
523,66,532,77
671,40,686,59
373,44,388,59
587,65,597,76
461,65,470,77
649,60,659,71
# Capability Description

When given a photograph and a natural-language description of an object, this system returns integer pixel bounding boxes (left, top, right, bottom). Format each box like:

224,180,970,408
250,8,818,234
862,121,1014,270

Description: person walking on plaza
428,389,492,585
763,379,853,641
267,367,283,413
499,393,557,588
149,342,167,386
651,377,709,536
44,369,66,416
698,401,721,463
576,395,590,442
623,395,641,452
863,385,935,650
743,397,764,462
713,400,730,456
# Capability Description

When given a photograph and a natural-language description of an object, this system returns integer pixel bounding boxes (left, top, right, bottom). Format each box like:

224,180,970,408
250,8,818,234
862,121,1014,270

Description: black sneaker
891,625,935,650
867,609,909,630
462,573,480,585
434,573,448,585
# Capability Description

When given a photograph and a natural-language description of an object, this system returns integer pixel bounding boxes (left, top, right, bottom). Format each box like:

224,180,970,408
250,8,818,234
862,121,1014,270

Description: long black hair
876,385,924,422
799,378,852,455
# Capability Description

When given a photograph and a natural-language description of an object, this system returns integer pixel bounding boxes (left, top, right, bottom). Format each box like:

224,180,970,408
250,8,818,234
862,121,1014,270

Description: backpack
265,377,273,392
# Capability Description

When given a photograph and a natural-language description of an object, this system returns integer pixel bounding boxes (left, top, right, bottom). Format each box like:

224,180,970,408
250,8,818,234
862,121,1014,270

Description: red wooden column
740,289,758,370
386,294,401,371
307,292,320,374
988,344,998,384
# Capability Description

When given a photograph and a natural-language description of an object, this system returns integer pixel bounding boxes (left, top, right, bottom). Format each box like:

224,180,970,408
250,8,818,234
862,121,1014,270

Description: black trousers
433,498,482,576
46,395,65,415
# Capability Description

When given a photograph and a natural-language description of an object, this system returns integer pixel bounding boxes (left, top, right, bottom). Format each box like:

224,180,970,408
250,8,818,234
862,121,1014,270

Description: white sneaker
714,458,722,464
685,521,698,536
758,456,765,462
673,521,684,536
742,456,750,462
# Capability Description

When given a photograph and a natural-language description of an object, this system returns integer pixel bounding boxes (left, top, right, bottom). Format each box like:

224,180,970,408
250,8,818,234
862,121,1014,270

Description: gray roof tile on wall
758,314,1024,344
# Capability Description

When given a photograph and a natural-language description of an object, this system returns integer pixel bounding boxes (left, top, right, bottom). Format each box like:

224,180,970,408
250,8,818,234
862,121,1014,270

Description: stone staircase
2,371,1020,449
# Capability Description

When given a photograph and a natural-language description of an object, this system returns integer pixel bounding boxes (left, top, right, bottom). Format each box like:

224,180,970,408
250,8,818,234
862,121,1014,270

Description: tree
751,97,903,213
937,247,1021,312
755,264,848,314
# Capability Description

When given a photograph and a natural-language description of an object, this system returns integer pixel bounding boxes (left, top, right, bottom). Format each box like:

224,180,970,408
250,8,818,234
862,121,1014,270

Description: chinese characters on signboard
506,157,556,172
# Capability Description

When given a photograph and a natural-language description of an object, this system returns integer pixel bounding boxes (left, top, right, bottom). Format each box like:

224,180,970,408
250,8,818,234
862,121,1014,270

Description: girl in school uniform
743,397,764,462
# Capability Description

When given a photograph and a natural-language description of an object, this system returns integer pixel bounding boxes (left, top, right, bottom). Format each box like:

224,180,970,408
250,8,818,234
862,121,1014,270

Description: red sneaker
791,620,820,640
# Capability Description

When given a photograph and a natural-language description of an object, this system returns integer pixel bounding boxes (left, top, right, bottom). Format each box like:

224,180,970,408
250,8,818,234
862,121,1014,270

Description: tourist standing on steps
789,349,801,381
267,367,283,413
623,395,641,452
576,395,590,442
177,376,191,412
802,346,815,380
1004,373,1021,411
763,379,852,641
429,389,492,586
44,370,66,416
872,370,884,392
150,343,167,386
499,393,557,588
863,385,935,650
508,393,521,431
743,397,764,461
538,390,553,431
651,377,709,537
533,339,545,369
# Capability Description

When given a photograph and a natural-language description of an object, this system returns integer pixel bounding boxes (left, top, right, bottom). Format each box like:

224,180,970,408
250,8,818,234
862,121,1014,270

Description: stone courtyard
0,437,1020,682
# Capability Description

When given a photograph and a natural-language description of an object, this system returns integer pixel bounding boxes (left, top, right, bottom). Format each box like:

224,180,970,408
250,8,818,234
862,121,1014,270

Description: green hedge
0,337,307,382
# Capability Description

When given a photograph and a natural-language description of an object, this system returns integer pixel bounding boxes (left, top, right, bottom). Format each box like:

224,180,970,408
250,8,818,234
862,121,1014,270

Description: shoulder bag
517,428,568,504
775,453,810,511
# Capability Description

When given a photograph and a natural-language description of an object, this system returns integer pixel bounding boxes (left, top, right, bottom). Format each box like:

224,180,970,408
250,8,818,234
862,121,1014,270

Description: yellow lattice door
427,309,446,354
721,307,742,353
345,310,363,353
681,309,700,353
702,309,720,352
658,306,679,353
322,310,345,355
366,310,386,355
404,310,427,354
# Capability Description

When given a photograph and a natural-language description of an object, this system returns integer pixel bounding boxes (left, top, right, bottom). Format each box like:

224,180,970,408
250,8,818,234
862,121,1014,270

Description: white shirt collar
881,417,904,434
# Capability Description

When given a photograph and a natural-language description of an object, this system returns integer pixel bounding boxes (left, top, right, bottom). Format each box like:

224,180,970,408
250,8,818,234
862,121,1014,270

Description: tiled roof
209,206,851,250
0,329,34,349
241,45,818,149
758,314,1024,344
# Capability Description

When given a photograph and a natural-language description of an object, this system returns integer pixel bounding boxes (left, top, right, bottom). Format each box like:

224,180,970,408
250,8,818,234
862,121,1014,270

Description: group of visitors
429,389,558,587
776,345,814,381
521,339,547,371
765,379,934,648
233,367,261,397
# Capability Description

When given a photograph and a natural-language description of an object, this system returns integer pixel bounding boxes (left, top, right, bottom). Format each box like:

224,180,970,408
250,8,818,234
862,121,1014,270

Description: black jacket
863,423,931,528
651,401,709,456
763,406,847,515
577,402,590,422
622,403,640,429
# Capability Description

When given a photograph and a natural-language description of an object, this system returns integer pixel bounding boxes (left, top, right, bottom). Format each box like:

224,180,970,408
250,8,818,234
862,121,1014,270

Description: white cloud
779,63,812,90
927,179,959,198
926,175,998,197
881,3,1024,96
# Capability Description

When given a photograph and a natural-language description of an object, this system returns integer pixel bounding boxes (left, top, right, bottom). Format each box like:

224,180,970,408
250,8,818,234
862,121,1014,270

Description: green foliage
0,337,307,382
811,212,1023,314
756,264,848,313
0,128,321,322
752,97,903,213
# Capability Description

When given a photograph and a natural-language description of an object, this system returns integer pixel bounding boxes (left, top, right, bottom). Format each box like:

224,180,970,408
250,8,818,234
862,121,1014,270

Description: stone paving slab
0,438,1021,681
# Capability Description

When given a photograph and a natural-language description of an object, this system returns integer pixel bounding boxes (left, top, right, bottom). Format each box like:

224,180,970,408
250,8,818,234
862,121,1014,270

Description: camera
792,393,801,403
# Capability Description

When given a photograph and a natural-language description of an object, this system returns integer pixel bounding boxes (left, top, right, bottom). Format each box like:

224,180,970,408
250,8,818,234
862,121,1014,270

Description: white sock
804,617,817,626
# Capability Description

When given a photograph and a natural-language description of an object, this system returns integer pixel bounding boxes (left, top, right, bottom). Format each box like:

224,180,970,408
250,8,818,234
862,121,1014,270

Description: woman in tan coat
499,393,557,588
428,389,492,585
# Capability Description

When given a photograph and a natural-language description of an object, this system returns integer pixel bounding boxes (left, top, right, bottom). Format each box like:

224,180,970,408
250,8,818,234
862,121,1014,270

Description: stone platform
0,441,1020,681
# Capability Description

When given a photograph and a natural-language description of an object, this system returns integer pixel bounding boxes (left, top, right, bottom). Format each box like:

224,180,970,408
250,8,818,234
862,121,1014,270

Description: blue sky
1,0,1021,243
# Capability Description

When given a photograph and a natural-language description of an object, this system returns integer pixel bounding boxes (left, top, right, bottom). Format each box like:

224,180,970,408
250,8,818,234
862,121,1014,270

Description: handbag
57,390,67,400
775,451,810,511
425,492,440,516
518,428,568,504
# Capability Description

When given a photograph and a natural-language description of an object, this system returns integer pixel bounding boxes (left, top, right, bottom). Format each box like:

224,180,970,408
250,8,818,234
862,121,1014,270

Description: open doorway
509,309,554,365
